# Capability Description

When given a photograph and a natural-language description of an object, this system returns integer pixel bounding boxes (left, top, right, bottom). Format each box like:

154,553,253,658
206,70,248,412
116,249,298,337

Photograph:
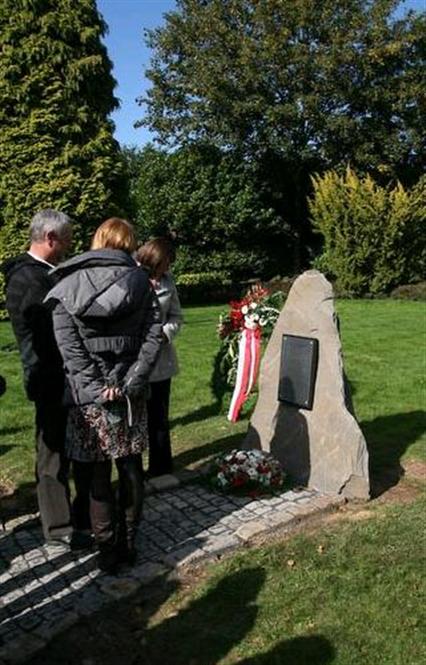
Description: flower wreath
216,285,284,421
210,449,286,496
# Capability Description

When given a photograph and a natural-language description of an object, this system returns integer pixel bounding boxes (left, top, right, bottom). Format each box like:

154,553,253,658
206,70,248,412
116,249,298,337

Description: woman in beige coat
137,238,183,476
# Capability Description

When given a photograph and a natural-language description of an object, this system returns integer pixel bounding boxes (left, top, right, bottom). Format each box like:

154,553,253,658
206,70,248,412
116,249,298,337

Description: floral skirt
66,400,148,462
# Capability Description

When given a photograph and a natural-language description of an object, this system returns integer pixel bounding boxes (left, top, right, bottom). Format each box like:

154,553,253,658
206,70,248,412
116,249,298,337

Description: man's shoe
116,541,137,566
44,534,72,555
98,542,119,574
70,530,94,552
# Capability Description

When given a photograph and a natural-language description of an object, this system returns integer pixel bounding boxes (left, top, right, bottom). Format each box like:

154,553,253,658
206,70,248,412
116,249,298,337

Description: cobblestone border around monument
0,472,345,665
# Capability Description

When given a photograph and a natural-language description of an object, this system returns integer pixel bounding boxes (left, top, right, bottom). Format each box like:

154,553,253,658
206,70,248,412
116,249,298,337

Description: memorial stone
244,270,370,499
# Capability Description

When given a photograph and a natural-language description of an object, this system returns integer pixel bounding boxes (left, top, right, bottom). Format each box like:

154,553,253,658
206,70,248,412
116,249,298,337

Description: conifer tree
0,0,125,309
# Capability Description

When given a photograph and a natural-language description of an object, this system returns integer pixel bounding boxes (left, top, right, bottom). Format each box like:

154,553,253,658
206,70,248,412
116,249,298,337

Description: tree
139,0,425,267
130,143,289,279
0,0,126,310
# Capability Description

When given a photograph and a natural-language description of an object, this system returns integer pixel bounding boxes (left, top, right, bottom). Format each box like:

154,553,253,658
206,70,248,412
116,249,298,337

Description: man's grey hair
30,209,72,242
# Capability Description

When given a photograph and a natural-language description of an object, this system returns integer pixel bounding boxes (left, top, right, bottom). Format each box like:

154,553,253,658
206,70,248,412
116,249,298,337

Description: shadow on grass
174,432,246,469
138,567,334,665
0,444,16,457
239,635,335,665
139,567,266,665
0,424,33,437
362,410,426,497
170,401,222,428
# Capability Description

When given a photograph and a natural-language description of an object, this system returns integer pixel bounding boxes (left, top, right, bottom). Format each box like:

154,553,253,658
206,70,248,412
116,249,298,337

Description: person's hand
101,386,122,401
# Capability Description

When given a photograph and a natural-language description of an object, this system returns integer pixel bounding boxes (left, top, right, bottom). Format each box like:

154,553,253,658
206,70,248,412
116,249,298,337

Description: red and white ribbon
227,327,261,422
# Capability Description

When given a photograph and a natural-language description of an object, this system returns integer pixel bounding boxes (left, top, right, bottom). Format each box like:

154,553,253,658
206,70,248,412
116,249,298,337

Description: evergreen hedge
310,168,425,296
0,0,126,317
128,144,290,281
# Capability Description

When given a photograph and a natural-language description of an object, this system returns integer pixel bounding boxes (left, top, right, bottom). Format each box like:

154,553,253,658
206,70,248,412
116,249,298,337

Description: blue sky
97,0,176,147
97,0,425,148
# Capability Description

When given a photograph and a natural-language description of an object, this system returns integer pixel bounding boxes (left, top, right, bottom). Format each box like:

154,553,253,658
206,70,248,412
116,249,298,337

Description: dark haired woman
137,238,183,477
46,218,163,572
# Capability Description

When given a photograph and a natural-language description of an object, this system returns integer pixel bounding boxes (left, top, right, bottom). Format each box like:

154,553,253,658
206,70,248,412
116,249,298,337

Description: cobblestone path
0,480,343,664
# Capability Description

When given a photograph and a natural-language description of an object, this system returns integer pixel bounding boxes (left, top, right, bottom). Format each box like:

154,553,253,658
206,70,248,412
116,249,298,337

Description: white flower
217,472,227,486
251,450,263,458
244,315,258,330
241,305,249,314
250,302,258,310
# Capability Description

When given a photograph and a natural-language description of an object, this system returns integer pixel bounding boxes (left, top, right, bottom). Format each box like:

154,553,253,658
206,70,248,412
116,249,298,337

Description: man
2,209,89,549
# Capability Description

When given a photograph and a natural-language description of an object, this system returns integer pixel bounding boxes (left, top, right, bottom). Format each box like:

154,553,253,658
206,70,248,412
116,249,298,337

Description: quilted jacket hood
45,249,148,319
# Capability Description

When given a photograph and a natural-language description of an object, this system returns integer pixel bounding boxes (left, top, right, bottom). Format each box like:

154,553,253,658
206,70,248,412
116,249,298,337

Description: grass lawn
335,300,426,471
0,299,425,491
137,496,426,665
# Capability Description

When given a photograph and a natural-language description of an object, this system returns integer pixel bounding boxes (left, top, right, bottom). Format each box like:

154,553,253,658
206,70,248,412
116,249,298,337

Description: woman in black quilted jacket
46,218,163,573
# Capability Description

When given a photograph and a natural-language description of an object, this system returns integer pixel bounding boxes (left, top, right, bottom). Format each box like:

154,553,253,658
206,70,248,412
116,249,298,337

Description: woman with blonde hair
45,218,163,573
137,237,182,477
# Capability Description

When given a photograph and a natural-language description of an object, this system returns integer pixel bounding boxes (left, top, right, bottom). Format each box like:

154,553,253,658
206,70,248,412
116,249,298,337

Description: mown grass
137,496,425,665
335,300,426,471
0,324,34,491
0,299,425,491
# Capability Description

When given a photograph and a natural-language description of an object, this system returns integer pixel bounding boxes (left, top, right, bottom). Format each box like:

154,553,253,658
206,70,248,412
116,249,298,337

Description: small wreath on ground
209,449,286,497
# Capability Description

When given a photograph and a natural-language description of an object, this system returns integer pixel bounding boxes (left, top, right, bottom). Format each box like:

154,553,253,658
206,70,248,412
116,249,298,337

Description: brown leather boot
116,512,137,565
116,455,143,566
90,498,118,573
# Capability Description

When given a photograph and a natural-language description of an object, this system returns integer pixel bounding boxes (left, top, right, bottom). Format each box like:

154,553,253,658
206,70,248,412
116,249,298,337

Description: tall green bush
130,144,290,281
310,168,425,295
0,0,126,315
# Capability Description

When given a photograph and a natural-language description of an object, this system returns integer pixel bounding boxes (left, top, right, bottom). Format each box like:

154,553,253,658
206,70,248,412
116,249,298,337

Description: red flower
229,310,244,331
232,474,246,487
229,299,242,310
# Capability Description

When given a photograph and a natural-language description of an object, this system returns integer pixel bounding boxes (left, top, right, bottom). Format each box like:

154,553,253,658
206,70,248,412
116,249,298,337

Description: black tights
116,455,144,526
147,379,173,476
73,455,144,545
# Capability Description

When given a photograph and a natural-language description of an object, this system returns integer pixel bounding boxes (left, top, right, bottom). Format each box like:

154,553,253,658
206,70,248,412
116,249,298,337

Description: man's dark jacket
45,249,163,407
1,253,64,401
